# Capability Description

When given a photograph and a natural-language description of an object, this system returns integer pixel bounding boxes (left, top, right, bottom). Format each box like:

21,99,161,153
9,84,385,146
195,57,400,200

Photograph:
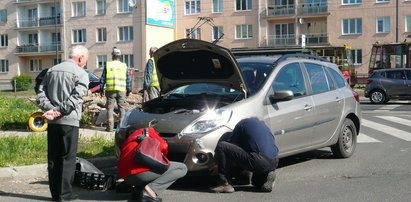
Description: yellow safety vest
105,60,128,92
149,57,159,87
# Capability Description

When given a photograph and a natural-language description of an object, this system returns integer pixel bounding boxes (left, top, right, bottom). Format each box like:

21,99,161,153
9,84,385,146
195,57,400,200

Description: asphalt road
1,100,411,201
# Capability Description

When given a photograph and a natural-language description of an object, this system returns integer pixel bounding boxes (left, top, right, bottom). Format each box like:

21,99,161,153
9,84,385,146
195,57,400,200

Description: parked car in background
115,39,362,174
364,68,411,104
34,68,100,93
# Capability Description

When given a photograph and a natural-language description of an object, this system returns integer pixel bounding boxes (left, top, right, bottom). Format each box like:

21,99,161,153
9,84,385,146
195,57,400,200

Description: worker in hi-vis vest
142,46,160,102
99,47,131,132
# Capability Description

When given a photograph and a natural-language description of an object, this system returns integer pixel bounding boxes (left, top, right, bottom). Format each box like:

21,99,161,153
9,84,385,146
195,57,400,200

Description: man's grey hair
69,45,88,58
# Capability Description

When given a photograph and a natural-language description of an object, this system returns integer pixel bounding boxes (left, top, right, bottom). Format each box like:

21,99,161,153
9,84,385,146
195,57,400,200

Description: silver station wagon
115,39,362,174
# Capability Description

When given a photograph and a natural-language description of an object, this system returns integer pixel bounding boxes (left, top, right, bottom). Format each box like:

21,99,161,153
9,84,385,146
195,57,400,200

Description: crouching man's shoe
210,181,235,193
260,171,276,192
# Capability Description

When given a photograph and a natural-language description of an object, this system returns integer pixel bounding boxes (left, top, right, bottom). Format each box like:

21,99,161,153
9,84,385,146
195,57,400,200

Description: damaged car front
115,39,253,173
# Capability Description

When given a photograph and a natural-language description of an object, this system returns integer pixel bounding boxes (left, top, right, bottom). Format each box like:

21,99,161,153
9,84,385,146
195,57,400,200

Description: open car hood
154,39,248,95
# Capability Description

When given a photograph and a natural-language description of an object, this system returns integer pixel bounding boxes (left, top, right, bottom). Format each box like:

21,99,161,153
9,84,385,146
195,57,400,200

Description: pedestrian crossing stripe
375,116,411,128
377,105,402,110
361,119,411,141
358,133,381,143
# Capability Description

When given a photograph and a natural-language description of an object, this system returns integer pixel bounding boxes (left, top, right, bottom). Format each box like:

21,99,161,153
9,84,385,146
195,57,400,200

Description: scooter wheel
28,112,48,132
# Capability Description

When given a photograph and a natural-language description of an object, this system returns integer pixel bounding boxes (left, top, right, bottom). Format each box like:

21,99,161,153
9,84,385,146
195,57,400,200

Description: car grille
166,141,191,163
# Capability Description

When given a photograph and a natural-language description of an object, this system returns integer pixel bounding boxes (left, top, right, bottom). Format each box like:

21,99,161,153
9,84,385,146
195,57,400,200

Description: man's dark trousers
215,141,278,183
47,124,79,199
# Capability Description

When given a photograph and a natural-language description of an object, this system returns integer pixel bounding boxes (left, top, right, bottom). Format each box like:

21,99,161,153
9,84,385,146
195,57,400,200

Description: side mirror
269,90,294,103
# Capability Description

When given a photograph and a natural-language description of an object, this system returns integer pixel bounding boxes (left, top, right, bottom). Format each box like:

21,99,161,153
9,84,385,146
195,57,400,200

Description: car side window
328,68,346,88
406,70,411,80
272,63,306,97
305,63,329,94
385,70,405,80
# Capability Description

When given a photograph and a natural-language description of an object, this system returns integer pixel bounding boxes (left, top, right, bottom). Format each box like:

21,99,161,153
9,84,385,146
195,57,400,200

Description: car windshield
239,62,274,95
88,72,100,81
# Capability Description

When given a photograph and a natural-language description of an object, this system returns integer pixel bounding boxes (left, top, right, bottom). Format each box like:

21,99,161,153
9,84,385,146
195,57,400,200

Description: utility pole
396,0,398,42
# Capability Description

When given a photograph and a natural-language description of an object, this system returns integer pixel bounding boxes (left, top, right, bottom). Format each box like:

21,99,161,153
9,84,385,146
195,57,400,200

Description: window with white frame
342,0,362,5
0,34,7,47
121,54,134,68
97,55,107,69
236,0,252,11
407,16,411,32
28,33,38,45
376,0,389,3
118,26,133,41
185,28,201,39
342,18,362,35
29,59,42,72
213,0,223,13
0,10,6,23
377,17,390,33
236,24,253,39
185,0,201,14
96,0,106,15
73,29,87,43
118,0,132,13
0,60,8,73
350,49,362,64
213,26,223,40
97,28,107,42
72,2,86,17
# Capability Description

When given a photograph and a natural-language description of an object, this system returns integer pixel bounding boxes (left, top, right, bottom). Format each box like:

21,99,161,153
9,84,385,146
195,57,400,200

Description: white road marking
375,116,411,127
377,105,401,110
362,119,411,141
358,133,381,143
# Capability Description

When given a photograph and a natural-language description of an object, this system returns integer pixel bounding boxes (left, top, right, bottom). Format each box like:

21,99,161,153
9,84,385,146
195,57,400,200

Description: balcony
301,33,329,45
262,34,297,47
265,5,295,17
298,3,328,15
16,43,61,53
17,16,61,28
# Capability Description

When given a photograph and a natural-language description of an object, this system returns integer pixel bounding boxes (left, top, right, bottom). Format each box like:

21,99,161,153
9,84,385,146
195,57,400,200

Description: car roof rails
274,54,329,65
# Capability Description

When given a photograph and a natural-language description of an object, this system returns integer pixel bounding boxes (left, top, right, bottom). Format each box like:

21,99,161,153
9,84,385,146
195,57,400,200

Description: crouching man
210,118,279,193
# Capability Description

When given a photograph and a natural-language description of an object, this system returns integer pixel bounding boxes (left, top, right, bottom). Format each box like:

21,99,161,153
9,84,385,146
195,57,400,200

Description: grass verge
0,134,115,167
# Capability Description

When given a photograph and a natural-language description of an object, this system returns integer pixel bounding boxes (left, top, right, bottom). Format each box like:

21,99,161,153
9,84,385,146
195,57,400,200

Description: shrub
11,74,33,91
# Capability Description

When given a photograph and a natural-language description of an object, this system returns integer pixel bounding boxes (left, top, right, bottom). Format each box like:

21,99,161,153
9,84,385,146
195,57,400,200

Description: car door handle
303,105,313,111
335,97,343,103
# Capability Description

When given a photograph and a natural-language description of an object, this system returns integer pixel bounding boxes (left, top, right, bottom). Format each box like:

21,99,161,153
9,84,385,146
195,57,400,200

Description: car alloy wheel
370,90,386,104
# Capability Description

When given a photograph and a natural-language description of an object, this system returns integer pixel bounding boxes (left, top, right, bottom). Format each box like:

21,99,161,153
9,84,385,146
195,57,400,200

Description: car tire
369,90,387,104
28,112,48,132
331,118,357,158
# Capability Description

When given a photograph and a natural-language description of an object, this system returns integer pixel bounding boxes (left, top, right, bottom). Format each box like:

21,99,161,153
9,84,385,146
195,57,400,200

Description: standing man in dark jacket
36,45,89,201
210,118,279,193
99,47,131,132
142,46,160,102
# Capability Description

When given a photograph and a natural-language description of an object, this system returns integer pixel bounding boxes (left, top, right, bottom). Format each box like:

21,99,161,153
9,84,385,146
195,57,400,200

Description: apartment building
0,0,174,87
2,0,411,84
175,0,411,75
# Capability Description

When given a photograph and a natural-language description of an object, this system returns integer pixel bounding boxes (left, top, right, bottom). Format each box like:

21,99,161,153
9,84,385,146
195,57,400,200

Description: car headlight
119,108,136,129
182,108,232,134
